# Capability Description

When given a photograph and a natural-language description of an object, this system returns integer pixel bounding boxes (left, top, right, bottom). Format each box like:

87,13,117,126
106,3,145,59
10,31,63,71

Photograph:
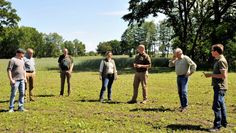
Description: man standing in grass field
58,48,74,96
127,43,151,104
204,44,228,132
24,48,36,102
169,48,197,112
7,48,27,112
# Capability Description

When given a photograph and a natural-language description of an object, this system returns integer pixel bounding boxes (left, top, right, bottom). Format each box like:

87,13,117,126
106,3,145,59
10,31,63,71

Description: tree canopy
123,0,236,66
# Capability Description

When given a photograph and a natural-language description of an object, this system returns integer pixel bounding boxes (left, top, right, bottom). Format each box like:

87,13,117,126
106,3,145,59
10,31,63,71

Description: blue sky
9,0,165,52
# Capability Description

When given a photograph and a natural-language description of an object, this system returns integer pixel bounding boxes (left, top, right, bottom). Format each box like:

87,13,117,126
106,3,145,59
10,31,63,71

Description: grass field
0,56,235,133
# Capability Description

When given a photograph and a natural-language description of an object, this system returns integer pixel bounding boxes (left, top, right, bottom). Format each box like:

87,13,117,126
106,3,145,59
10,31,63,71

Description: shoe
108,99,112,102
222,123,227,128
141,100,147,104
8,109,14,113
18,108,28,112
127,100,137,104
99,99,104,103
209,127,220,132
180,107,188,112
30,98,35,101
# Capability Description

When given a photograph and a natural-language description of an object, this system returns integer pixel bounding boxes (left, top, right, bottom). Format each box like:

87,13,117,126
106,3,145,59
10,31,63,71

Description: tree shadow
35,94,55,97
166,124,209,132
130,107,175,112
0,100,9,103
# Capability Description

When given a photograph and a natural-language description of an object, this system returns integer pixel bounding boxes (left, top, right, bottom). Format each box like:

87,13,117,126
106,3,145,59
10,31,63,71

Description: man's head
16,48,25,58
137,44,145,54
211,44,224,57
63,48,68,56
26,48,34,58
174,48,183,58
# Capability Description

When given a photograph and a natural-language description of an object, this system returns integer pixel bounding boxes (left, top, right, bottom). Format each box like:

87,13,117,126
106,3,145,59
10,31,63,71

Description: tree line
0,0,85,58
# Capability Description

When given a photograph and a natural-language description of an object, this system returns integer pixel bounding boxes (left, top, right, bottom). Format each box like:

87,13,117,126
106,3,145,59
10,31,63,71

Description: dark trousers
60,71,71,96
212,86,227,128
99,74,114,100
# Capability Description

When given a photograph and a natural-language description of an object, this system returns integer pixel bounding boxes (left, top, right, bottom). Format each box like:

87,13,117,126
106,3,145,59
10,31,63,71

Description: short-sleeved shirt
7,57,25,80
58,54,73,71
23,56,35,72
212,55,228,90
134,53,151,72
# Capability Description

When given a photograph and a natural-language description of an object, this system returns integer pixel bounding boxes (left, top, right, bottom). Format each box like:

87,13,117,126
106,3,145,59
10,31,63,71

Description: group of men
127,43,228,132
7,48,35,112
6,43,228,131
6,48,73,112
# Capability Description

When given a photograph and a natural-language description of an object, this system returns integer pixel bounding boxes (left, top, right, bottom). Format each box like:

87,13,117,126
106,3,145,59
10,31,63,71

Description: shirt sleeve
168,60,175,67
218,60,227,70
99,60,104,73
185,56,197,72
7,59,14,71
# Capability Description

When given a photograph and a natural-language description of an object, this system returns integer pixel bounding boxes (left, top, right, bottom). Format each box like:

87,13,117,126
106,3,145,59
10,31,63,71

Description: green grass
0,56,235,132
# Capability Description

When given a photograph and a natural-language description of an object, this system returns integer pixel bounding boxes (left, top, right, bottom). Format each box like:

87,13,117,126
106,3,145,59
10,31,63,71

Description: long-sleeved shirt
169,55,197,75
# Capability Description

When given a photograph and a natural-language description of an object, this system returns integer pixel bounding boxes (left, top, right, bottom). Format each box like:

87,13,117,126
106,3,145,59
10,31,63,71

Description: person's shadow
0,109,9,113
130,106,175,112
78,99,123,104
166,124,209,132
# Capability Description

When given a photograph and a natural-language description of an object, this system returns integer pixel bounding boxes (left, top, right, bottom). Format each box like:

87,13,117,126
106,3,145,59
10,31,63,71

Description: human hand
203,72,211,78
10,79,16,85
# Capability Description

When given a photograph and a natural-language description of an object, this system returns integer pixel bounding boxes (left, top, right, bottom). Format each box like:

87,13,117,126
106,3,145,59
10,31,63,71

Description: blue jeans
9,79,25,109
177,75,189,108
212,86,227,128
99,74,114,100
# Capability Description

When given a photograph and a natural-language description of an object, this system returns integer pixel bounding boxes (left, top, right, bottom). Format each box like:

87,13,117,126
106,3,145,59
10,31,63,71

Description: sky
9,0,165,52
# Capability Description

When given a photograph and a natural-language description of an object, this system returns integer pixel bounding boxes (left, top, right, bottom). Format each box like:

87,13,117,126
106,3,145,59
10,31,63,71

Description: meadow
0,56,235,133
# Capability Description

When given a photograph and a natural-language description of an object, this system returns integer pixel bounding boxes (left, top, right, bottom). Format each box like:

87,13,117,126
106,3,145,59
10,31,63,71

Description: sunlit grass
0,57,235,132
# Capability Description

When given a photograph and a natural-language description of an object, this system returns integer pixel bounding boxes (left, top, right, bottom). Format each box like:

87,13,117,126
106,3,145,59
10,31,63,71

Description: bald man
24,48,36,101
58,48,74,96
127,44,151,104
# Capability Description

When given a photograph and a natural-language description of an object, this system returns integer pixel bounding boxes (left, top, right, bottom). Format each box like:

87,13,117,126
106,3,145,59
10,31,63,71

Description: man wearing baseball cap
7,48,27,112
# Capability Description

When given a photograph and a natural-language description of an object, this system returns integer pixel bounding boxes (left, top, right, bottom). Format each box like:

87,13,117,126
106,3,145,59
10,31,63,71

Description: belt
26,71,34,73
177,74,186,77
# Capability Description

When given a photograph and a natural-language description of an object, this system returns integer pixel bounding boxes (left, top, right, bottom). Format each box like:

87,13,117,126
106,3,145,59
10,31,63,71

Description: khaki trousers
132,72,148,101
60,71,71,96
25,72,35,100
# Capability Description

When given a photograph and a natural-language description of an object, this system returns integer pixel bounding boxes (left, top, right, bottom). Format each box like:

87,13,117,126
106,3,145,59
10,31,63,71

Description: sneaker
18,108,28,112
30,98,35,101
180,107,188,112
127,100,137,104
108,99,112,102
141,100,148,104
209,127,220,132
8,109,14,113
99,99,104,103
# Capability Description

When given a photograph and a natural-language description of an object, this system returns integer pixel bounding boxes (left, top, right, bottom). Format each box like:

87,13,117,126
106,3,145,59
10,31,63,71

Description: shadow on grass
0,100,9,103
35,94,55,97
79,99,123,104
130,107,175,112
166,124,209,132
0,109,8,113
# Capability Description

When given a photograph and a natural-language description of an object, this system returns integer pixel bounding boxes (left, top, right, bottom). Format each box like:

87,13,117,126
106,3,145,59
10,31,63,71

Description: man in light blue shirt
24,48,36,101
